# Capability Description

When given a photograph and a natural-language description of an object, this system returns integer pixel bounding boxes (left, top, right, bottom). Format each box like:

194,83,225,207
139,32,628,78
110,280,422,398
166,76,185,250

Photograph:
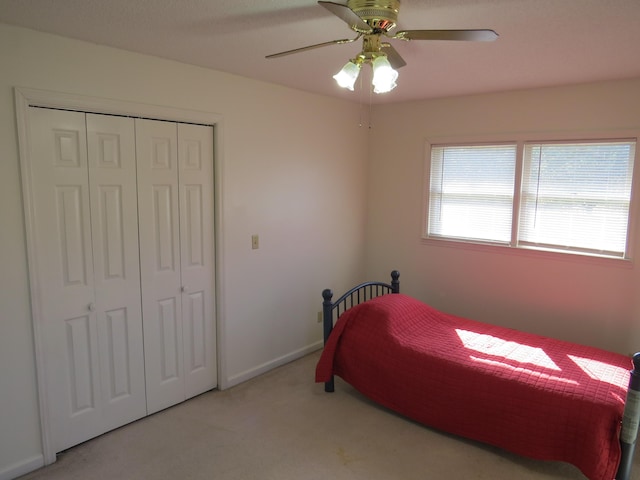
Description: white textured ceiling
1,0,640,104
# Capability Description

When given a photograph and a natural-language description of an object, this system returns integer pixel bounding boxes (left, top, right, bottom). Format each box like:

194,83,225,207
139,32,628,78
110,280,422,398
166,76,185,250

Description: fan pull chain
358,74,363,127
357,70,373,129
355,68,376,129
358,69,366,128
368,81,373,129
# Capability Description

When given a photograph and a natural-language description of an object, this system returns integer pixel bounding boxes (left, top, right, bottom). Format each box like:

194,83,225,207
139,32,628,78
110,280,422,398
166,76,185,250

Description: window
426,139,637,259
429,144,516,243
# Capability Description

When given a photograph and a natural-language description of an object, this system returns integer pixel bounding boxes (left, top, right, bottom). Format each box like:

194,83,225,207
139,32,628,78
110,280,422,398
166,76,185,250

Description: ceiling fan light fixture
268,1,499,97
371,54,398,94
333,60,361,90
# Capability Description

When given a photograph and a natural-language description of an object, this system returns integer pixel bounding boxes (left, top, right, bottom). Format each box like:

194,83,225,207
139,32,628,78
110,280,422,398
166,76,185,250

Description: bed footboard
321,270,399,392
617,353,640,480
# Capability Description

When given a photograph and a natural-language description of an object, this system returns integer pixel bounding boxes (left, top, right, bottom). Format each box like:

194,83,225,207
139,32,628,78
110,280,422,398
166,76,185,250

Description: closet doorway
16,88,222,464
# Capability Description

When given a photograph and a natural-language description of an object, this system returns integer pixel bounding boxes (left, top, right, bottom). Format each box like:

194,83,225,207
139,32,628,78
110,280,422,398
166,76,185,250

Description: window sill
420,236,634,268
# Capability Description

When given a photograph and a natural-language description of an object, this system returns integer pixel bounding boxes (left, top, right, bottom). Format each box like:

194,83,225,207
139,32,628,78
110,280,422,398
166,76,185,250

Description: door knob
88,302,95,312
181,285,188,293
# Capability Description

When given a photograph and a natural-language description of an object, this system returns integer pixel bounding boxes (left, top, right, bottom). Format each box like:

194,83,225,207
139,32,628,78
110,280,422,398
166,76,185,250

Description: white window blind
428,144,517,243
519,141,636,256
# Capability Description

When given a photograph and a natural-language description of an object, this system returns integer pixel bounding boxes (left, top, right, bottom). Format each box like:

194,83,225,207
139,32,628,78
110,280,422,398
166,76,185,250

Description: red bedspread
316,294,631,480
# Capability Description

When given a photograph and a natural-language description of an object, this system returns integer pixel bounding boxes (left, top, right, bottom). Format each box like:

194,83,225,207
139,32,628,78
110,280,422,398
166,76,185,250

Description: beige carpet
19,351,640,480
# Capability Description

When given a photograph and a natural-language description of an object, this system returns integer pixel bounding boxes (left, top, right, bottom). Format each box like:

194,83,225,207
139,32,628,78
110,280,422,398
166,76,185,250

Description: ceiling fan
266,0,498,93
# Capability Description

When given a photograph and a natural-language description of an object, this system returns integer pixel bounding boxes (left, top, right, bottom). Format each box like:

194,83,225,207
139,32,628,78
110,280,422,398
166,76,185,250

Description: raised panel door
26,108,217,457
178,123,217,398
136,118,185,414
28,108,103,452
86,113,147,430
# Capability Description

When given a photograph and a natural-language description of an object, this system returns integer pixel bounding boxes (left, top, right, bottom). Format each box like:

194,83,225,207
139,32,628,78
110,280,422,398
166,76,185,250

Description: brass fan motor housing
347,0,400,33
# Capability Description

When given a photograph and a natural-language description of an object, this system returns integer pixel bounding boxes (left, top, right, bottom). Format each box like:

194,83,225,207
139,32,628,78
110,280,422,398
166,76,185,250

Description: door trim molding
14,87,226,465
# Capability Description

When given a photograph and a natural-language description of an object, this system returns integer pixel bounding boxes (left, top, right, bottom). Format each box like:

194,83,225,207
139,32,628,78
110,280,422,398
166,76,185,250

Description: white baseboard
0,454,44,480
223,341,323,389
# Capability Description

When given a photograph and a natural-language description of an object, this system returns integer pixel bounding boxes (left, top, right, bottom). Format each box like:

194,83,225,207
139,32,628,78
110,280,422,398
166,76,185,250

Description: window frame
422,131,640,263
427,142,518,245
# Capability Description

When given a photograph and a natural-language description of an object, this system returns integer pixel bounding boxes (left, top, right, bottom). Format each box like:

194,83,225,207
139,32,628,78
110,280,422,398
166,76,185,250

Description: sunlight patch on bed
468,355,579,385
568,355,629,388
456,329,560,371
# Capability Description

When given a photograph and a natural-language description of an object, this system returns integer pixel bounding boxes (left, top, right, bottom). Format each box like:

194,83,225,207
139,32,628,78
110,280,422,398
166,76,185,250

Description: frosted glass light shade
372,55,398,94
333,61,361,90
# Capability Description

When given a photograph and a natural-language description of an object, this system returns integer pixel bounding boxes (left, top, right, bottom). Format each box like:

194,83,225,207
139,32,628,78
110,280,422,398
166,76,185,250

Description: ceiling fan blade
393,29,498,42
318,1,372,33
381,43,407,69
266,38,356,59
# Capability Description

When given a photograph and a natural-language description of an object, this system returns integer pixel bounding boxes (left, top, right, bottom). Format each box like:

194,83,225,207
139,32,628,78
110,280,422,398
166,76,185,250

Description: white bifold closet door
136,118,216,415
28,108,146,453
27,108,216,454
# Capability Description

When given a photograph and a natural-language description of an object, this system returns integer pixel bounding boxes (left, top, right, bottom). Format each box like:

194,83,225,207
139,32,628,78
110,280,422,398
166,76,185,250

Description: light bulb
372,55,398,94
333,61,361,91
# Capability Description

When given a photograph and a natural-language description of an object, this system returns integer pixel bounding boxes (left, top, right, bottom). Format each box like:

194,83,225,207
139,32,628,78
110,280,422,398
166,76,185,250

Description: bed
315,271,640,480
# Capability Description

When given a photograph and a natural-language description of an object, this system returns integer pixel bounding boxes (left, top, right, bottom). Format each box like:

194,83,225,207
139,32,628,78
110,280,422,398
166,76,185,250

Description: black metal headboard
321,270,400,392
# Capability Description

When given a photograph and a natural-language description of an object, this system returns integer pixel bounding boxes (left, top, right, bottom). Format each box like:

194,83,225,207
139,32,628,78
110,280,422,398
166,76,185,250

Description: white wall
6,21,639,480
0,24,369,478
365,79,640,357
